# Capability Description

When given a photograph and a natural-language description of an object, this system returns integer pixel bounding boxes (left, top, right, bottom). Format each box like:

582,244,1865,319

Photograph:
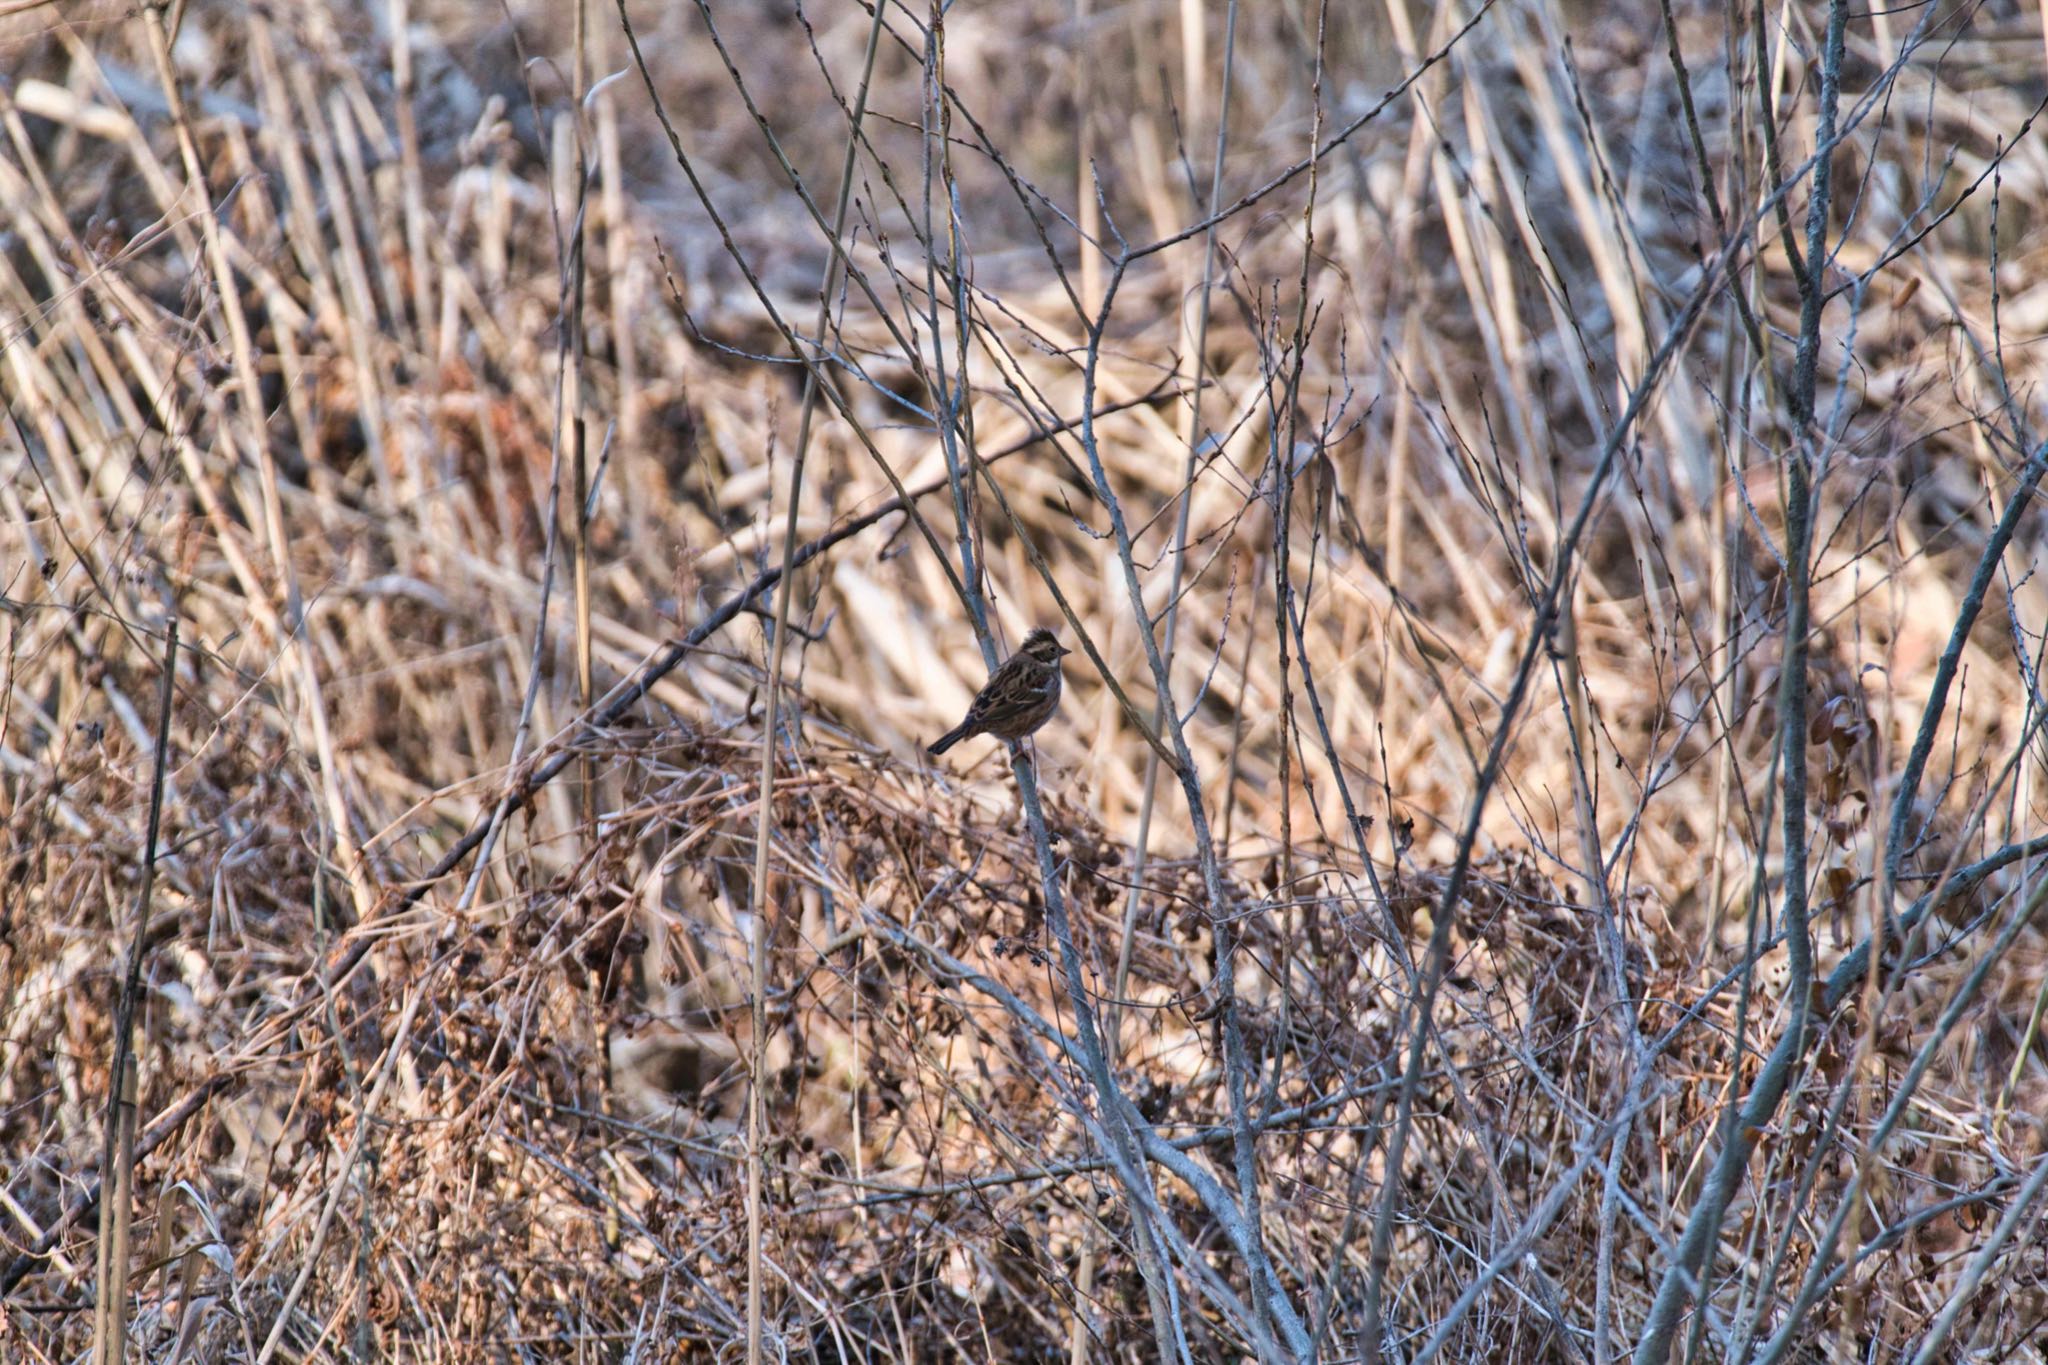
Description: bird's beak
1059,644,1073,656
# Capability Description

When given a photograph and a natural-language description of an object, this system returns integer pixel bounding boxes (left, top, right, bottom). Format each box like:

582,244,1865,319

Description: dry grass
4,0,2048,1360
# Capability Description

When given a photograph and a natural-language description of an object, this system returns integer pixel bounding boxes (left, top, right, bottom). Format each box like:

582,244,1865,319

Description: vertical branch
920,7,1189,1354
1108,0,1239,1061
742,446,792,1365
923,4,991,639
1630,2,1847,1359
1075,0,1101,315
1078,252,1312,1360
559,0,619,1256
569,0,594,831
740,10,890,1361
92,620,177,1365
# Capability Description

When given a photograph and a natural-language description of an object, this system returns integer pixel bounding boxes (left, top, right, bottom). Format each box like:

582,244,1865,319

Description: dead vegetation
4,0,2048,1360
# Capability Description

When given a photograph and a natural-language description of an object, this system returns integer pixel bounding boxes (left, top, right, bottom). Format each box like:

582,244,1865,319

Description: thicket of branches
4,0,2047,1360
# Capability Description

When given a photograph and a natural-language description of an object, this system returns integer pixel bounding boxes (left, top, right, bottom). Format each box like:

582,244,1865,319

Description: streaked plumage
927,629,1070,754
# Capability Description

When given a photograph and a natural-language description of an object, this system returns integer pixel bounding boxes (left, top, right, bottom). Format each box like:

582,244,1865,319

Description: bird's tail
927,724,970,755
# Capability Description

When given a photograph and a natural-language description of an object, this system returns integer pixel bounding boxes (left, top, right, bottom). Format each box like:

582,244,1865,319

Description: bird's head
1021,628,1071,662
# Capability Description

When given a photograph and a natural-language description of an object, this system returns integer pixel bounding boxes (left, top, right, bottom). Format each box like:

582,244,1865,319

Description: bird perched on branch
927,628,1070,755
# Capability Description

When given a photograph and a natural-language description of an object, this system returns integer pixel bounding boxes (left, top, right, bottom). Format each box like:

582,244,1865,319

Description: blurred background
5,0,2048,1359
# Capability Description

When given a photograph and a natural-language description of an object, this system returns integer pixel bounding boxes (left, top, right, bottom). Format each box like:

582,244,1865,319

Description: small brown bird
927,628,1071,755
